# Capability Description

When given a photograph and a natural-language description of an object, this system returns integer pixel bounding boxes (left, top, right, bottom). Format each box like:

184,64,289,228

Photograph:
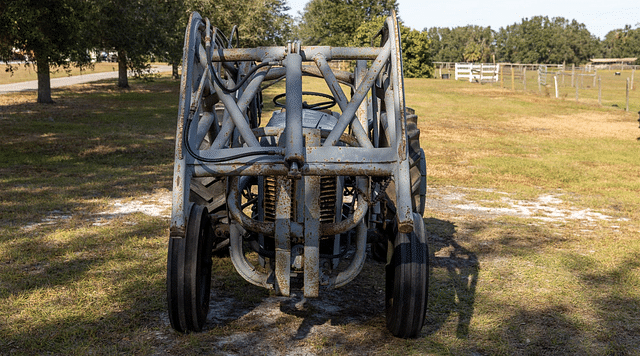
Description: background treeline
0,0,293,102
2,0,640,103
427,16,640,65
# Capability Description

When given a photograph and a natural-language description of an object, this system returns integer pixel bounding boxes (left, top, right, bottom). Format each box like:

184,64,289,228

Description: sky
286,0,640,40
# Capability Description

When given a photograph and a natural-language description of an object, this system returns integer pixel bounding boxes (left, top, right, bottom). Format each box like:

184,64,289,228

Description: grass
407,78,640,355
0,78,178,354
407,78,640,209
1,71,640,354
435,66,640,113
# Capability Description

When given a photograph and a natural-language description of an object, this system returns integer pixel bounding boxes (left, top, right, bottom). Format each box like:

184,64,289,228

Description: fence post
571,64,575,87
598,76,602,105
626,78,630,112
538,70,541,93
523,67,527,91
511,65,515,90
554,76,558,98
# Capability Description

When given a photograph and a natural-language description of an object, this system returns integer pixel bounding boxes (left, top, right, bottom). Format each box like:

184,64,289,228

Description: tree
402,27,433,78
297,0,398,46
0,0,93,103
90,0,169,88
426,26,495,63
157,0,188,79
495,16,598,64
352,16,433,78
157,0,293,78
601,25,640,64
186,0,292,47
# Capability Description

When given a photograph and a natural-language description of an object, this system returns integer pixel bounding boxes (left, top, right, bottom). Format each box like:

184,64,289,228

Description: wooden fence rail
454,63,500,83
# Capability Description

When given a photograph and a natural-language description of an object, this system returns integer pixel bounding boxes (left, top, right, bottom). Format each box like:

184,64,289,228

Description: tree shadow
560,252,640,354
0,80,177,231
423,217,479,339
498,305,592,355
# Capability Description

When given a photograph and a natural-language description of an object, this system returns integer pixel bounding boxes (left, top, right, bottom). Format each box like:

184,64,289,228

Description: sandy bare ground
88,186,623,227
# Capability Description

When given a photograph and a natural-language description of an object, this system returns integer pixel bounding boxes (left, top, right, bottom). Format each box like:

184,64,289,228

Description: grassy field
1,74,639,355
436,66,640,113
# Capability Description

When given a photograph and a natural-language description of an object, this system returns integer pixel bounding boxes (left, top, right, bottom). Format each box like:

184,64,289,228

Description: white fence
455,63,500,82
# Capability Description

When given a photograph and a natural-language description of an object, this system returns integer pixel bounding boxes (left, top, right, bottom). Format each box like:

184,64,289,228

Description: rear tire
385,213,429,338
167,204,214,332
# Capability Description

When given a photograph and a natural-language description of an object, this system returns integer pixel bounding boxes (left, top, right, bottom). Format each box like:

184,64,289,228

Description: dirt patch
92,189,171,225
427,186,626,223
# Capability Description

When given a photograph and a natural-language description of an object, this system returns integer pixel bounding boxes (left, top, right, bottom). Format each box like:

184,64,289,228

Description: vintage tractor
167,11,428,338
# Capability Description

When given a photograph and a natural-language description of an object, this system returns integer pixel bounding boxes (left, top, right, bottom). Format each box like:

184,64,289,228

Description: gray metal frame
171,11,414,297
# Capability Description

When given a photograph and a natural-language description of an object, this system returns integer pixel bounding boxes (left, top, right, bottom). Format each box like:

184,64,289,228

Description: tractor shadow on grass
201,217,478,346
275,217,480,341
423,217,479,339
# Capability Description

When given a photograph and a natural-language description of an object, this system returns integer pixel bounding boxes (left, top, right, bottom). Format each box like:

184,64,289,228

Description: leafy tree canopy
297,0,398,46
192,0,292,47
427,25,494,63
0,0,93,102
601,25,640,64
353,16,432,78
495,16,598,64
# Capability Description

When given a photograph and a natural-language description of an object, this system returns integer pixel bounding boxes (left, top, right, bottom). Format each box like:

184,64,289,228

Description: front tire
167,204,214,332
385,213,429,338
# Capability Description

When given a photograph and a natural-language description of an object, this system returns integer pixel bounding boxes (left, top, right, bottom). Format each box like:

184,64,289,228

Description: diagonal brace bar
322,41,391,147
313,54,373,149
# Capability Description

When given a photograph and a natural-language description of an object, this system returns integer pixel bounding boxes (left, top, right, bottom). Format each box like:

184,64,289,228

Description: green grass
407,78,640,355
406,78,640,207
1,73,640,354
433,67,640,113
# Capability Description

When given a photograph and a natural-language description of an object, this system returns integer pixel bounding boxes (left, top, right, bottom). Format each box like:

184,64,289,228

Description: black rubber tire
385,213,429,338
167,204,214,332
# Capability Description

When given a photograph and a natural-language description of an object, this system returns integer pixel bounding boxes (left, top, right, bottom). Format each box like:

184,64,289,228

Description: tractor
167,11,428,338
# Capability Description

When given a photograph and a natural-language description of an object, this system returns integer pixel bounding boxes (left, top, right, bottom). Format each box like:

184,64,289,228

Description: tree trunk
172,63,179,79
36,59,53,104
117,50,129,88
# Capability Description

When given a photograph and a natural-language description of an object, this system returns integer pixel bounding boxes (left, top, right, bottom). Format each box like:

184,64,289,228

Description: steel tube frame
171,11,415,297
284,45,304,169
211,46,384,62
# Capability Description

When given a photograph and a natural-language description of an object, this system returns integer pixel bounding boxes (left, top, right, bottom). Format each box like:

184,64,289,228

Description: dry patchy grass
1,74,640,355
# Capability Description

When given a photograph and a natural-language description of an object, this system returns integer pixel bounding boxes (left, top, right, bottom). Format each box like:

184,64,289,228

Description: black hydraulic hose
211,61,273,94
182,118,283,163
